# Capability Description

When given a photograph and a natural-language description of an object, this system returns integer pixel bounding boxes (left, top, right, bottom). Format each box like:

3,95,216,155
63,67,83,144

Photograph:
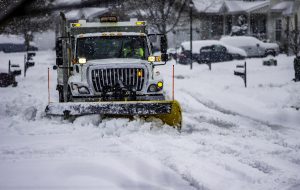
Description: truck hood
87,58,149,66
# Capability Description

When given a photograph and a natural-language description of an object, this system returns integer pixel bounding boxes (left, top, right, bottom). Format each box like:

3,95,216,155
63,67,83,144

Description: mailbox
234,62,247,87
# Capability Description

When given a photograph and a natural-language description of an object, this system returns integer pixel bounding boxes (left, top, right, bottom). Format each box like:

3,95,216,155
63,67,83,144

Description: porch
197,0,270,40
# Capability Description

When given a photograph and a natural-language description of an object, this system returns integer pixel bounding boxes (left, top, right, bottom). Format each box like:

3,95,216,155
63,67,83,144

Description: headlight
78,57,87,64
147,81,163,92
148,84,157,92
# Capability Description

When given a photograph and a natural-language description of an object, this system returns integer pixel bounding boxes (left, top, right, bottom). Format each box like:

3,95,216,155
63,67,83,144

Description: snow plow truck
45,14,182,129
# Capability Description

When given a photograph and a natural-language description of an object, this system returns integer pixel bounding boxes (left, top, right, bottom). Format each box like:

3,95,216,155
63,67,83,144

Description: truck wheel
58,88,72,102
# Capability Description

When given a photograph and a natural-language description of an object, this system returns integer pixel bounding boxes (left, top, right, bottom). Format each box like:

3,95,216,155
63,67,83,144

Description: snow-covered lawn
0,51,300,190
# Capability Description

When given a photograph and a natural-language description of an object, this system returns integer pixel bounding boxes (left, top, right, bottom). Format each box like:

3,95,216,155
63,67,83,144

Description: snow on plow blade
45,101,182,129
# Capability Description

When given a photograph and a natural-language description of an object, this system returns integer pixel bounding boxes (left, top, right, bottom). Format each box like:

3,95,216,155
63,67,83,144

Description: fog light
157,81,163,88
78,86,90,94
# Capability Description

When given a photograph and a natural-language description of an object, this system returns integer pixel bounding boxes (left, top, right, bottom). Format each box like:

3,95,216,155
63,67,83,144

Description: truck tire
58,88,72,102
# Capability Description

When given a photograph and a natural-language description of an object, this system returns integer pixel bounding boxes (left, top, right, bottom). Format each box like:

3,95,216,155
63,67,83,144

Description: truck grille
91,68,145,93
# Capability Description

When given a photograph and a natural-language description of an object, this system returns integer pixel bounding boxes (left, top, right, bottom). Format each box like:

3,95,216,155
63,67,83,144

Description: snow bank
0,51,300,190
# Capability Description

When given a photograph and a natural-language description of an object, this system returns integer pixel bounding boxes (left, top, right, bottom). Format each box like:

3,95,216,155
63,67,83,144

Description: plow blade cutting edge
45,100,182,129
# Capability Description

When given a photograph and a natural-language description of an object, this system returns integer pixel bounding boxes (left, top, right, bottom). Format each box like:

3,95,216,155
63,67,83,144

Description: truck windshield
77,36,149,60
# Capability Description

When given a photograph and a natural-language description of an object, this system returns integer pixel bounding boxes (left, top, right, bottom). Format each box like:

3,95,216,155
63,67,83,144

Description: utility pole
294,14,299,55
189,0,194,70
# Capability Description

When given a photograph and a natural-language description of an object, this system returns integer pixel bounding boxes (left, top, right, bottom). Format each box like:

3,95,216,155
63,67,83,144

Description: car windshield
77,36,149,60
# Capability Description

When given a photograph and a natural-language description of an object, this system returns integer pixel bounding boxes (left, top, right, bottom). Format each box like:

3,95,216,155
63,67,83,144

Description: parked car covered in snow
220,36,279,57
177,50,195,65
199,44,246,63
178,40,246,64
0,35,38,53
167,48,177,60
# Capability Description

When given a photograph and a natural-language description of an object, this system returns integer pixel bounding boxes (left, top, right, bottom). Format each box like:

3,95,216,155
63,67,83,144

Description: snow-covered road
0,51,299,190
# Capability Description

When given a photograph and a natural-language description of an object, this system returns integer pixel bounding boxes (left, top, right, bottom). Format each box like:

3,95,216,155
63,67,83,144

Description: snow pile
0,51,300,190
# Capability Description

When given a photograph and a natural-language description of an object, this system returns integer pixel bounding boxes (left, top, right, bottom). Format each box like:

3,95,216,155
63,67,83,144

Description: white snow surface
0,51,300,190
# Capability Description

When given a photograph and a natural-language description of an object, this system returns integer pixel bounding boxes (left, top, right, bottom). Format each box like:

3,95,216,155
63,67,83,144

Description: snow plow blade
45,101,182,129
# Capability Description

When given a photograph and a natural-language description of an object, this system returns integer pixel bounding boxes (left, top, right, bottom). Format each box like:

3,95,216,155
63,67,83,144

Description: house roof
225,0,270,14
193,0,224,12
54,0,81,5
271,1,297,16
193,0,270,14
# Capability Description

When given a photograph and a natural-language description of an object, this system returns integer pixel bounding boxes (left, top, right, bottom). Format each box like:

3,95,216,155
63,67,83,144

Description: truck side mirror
56,57,63,66
56,39,63,57
160,36,167,54
161,53,168,62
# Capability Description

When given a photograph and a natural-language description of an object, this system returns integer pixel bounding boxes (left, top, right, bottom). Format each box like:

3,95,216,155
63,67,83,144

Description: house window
211,15,223,38
275,19,282,41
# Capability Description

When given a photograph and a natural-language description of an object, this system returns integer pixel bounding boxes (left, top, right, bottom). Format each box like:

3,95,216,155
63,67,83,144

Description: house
171,0,300,50
268,0,300,49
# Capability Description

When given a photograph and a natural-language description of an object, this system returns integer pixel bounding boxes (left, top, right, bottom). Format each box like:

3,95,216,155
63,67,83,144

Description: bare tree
0,0,55,50
122,0,187,34
290,14,300,55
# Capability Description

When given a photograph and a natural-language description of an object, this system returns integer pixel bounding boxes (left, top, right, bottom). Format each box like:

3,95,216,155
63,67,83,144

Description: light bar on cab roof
71,23,81,27
136,21,146,26
100,16,118,23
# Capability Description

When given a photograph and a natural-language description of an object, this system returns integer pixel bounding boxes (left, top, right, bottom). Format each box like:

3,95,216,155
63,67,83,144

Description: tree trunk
24,32,33,52
294,14,299,55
